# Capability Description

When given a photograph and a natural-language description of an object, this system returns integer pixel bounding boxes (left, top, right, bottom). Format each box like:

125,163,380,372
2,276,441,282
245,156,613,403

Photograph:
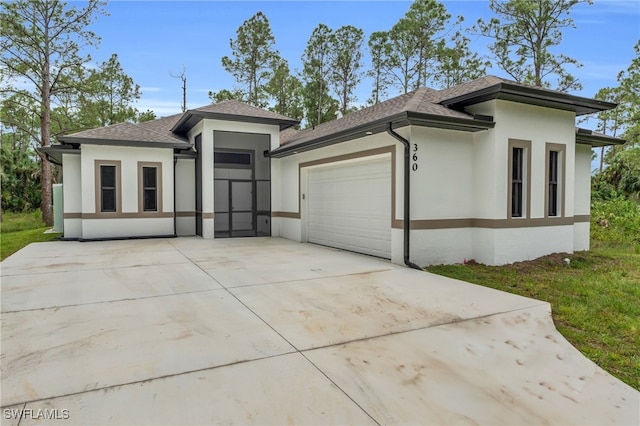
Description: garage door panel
307,157,391,259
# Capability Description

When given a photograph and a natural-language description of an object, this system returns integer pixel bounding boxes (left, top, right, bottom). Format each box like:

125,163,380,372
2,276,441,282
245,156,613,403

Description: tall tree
328,25,364,113
367,31,392,105
433,31,489,89
78,53,141,127
170,66,187,112
221,11,279,108
384,0,456,94
474,0,591,92
208,88,245,104
301,23,333,125
265,58,303,122
0,0,106,225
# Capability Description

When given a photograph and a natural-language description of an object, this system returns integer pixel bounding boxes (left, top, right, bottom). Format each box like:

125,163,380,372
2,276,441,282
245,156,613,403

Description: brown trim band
175,211,196,217
272,211,301,219
393,216,583,230
202,213,214,219
63,213,82,219
574,215,591,223
81,212,175,219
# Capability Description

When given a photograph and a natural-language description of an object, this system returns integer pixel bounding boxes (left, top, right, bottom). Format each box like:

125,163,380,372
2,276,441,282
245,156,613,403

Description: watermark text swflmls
3,408,70,420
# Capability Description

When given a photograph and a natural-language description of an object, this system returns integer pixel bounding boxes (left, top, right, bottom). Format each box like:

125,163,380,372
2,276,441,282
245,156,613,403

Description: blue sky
88,0,640,119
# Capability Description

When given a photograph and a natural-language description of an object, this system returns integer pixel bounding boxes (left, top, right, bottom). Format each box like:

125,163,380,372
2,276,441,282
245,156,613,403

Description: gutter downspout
387,123,422,270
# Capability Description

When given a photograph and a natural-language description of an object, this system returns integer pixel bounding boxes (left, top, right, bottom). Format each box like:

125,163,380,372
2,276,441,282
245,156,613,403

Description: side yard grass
427,242,640,391
1,210,60,260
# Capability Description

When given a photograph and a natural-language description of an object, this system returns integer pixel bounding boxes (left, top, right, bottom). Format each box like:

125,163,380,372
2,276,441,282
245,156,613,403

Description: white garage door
307,156,392,259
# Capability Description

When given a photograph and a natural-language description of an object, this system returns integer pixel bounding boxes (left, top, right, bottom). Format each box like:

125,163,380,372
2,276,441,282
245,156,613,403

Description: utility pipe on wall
386,123,422,270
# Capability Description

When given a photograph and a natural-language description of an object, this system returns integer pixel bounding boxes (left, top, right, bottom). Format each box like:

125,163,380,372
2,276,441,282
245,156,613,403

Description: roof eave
575,128,625,147
37,145,80,166
58,136,189,149
271,112,494,158
171,110,299,134
442,83,617,116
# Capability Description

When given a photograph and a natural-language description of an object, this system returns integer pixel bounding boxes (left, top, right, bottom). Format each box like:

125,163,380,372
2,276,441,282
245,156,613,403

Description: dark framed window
142,166,157,211
100,165,117,212
214,152,251,166
548,150,559,216
511,147,523,218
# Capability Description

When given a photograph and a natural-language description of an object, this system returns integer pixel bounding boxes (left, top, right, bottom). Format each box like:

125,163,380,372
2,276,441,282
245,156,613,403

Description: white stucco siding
62,154,82,238
493,100,576,219
411,229,473,266
574,143,592,251
79,144,174,239
175,158,195,236
409,127,474,219
493,225,574,264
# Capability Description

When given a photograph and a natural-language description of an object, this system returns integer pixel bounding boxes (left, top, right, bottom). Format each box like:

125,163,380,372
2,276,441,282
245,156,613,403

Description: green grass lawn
427,243,640,391
1,210,60,260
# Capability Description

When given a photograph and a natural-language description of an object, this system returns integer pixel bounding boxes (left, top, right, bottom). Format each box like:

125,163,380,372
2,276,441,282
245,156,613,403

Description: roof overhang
37,145,79,166
575,128,625,147
171,110,299,135
270,112,494,158
441,82,617,116
57,136,190,149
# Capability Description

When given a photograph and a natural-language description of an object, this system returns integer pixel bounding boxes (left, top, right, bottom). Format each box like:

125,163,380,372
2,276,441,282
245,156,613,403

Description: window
508,139,530,219
545,144,565,218
138,162,162,214
142,167,157,211
214,151,251,166
512,147,524,217
100,165,117,212
548,151,559,216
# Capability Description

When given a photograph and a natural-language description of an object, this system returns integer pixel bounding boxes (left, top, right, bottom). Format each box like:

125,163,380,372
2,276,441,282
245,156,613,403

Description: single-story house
40,75,623,266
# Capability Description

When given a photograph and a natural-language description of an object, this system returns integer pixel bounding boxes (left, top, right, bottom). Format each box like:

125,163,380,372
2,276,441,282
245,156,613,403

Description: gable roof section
58,118,190,149
171,100,299,134
273,87,495,157
437,75,616,116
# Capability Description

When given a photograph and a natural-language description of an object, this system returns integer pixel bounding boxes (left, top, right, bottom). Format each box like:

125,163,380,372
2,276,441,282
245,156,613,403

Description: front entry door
230,180,254,236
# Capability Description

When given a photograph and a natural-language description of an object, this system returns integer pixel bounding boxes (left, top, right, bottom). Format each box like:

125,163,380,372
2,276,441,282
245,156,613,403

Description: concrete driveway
1,237,637,425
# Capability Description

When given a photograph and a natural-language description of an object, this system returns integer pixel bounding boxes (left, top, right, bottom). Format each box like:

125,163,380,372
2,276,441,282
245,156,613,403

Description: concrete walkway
1,237,637,425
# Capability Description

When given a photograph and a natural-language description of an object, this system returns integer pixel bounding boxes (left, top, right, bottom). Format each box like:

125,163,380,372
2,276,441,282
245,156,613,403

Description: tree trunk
40,35,53,226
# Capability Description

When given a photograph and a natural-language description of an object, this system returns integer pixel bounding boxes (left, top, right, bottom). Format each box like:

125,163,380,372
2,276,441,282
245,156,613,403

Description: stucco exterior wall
62,153,82,238
574,143,593,250
79,144,174,239
175,158,195,236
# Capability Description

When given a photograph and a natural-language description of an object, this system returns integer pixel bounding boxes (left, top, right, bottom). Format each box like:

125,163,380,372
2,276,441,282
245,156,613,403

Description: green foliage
329,25,365,113
265,59,304,122
433,31,489,89
301,23,335,126
208,88,246,104
0,210,60,260
474,0,591,91
77,53,142,127
591,196,640,247
221,12,279,108
0,139,41,212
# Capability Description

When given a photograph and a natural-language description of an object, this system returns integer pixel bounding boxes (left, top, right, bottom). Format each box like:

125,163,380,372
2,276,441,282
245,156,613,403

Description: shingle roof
193,100,297,122
171,100,299,133
59,115,190,148
276,87,484,150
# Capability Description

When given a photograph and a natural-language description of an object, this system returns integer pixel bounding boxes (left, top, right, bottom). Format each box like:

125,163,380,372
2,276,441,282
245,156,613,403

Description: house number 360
412,144,418,171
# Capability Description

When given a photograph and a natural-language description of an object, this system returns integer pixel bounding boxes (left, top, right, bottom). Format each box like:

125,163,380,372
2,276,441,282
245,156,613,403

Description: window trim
138,162,163,214
545,143,566,218
95,160,122,214
507,139,531,219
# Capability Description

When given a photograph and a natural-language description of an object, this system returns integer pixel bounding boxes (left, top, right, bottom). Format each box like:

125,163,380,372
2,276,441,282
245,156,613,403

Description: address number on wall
412,143,418,171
